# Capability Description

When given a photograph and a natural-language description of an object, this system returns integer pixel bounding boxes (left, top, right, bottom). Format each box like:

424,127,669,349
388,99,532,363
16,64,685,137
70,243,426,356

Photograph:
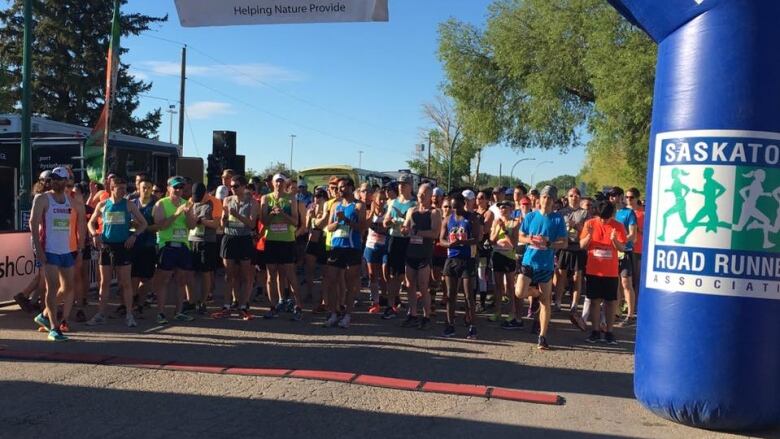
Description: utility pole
178,45,186,148
358,150,363,168
289,134,296,171
499,163,502,187
167,104,177,143
426,133,431,178
18,0,33,229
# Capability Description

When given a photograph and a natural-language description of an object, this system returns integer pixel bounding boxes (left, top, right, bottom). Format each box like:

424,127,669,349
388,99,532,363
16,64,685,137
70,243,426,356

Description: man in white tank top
29,167,82,342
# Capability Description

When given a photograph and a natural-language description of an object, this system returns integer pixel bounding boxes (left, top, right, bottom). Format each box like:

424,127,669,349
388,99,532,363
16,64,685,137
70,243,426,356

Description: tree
534,174,577,192
254,162,297,180
437,0,656,191
407,96,482,190
0,0,167,137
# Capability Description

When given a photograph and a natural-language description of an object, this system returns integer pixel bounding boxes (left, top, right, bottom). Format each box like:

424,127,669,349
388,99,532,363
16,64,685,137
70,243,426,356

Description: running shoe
75,309,87,323
174,312,194,322
323,313,339,328
291,307,303,322
274,302,286,314
381,306,398,320
466,325,477,340
500,319,524,330
240,309,254,321
443,324,456,338
585,331,601,344
501,296,510,304
338,313,351,328
418,317,430,330
181,301,196,315
401,315,419,328
34,312,51,331
285,298,296,313
537,335,550,350
145,292,157,305
368,304,382,314
126,314,138,328
604,332,618,345
569,312,588,332
616,316,636,328
59,320,70,333
263,308,279,319
156,313,169,325
86,312,106,326
211,307,232,319
196,303,208,315
47,329,68,342
475,303,485,313
14,293,32,313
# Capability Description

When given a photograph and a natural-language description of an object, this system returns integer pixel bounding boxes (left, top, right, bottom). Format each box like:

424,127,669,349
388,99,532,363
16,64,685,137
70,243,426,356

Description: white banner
0,233,39,303
174,0,389,27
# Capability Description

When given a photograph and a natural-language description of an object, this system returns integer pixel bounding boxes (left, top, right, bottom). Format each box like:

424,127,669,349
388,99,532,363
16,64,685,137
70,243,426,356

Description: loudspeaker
229,155,245,176
176,157,204,184
212,131,236,156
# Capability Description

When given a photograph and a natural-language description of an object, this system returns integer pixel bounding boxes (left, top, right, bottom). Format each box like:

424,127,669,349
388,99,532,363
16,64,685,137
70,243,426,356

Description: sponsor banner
0,232,39,303
647,130,780,299
174,0,389,27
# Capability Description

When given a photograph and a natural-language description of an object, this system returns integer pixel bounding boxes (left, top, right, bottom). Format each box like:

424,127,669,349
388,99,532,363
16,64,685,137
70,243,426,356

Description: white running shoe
338,313,351,328
86,312,106,326
126,314,138,328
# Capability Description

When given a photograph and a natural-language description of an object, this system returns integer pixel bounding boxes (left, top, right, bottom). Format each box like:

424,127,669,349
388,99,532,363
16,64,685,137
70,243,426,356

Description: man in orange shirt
579,199,628,345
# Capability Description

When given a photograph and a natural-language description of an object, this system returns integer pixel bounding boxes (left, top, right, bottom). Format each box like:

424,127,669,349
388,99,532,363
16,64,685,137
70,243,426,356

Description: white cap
216,185,230,200
39,170,52,180
51,167,70,180
272,173,288,182
433,187,445,197
462,189,476,200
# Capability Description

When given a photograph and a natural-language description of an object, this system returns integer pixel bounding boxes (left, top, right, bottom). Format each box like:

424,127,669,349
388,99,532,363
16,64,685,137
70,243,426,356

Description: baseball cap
497,200,514,208
39,170,52,180
520,197,531,206
221,169,235,178
398,173,412,184
608,186,624,197
50,167,69,180
462,189,476,200
540,185,558,199
504,188,514,196
273,173,288,182
167,176,186,188
297,180,307,188
216,185,230,200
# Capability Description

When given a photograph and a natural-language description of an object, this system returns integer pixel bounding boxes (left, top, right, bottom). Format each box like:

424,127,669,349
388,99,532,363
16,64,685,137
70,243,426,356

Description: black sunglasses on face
173,185,184,190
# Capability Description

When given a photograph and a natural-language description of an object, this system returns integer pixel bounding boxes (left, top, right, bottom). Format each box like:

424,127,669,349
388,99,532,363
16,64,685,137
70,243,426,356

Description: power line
137,32,415,137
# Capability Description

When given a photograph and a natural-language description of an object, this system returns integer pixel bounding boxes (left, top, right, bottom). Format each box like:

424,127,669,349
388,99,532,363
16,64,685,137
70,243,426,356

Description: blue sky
123,0,585,184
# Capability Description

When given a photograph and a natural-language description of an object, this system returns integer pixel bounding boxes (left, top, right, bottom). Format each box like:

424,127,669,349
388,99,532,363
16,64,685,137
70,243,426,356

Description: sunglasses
625,195,635,199
172,185,184,190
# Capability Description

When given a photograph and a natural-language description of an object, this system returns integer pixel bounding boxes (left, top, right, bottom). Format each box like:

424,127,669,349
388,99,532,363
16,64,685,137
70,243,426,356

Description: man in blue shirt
514,185,567,350
609,187,638,327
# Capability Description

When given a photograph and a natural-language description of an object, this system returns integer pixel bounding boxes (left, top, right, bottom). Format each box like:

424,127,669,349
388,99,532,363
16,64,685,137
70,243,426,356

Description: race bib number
593,248,613,259
104,212,125,225
190,225,205,238
228,215,244,229
172,228,188,240
270,223,289,233
409,236,424,245
52,218,70,231
333,225,351,239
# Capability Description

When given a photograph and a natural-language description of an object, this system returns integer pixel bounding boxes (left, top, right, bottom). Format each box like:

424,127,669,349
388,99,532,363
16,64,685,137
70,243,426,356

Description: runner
475,190,494,312
152,176,197,324
514,185,567,350
323,177,366,328
72,181,93,323
382,174,416,319
364,188,388,314
626,188,645,306
219,175,259,320
580,199,627,344
131,177,158,317
29,167,82,341
87,175,148,327
189,183,220,315
609,187,638,327
400,183,441,330
441,192,482,339
431,187,448,309
303,187,328,311
261,174,304,321
554,188,589,329
490,200,522,329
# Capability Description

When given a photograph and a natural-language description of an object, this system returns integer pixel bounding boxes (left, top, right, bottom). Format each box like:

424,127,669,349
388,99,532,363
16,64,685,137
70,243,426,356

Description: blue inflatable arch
608,0,780,431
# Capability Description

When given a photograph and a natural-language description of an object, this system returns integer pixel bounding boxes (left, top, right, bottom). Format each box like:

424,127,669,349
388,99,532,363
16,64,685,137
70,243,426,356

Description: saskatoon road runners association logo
647,130,780,300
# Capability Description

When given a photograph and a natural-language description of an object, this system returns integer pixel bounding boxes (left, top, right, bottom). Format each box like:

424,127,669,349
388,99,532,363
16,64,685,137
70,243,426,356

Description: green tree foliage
534,174,577,192
253,162,297,181
437,0,656,191
0,0,167,137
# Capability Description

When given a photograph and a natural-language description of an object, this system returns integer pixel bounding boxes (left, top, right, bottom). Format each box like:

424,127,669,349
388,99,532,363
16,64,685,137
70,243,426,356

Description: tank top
331,200,361,249
493,218,519,260
156,197,190,248
365,210,387,250
264,193,295,242
387,198,416,237
133,197,157,248
446,212,474,259
101,198,131,243
42,193,73,255
224,196,253,237
407,209,434,259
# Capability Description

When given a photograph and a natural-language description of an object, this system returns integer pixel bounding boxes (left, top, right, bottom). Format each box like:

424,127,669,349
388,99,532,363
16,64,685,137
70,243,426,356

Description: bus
298,165,391,190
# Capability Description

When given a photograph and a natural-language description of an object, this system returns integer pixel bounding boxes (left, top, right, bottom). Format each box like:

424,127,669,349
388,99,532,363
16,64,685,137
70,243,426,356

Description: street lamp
530,160,553,188
509,157,535,187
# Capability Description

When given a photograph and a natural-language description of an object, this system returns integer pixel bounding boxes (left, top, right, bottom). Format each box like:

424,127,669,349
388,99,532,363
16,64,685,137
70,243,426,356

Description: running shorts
264,240,297,265
585,275,619,301
131,245,157,279
443,257,476,279
220,235,254,262
520,265,554,285
157,244,192,271
191,241,218,273
100,242,132,267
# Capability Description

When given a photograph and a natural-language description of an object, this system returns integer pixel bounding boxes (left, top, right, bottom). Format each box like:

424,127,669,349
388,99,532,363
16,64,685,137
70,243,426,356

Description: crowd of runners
15,166,644,350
